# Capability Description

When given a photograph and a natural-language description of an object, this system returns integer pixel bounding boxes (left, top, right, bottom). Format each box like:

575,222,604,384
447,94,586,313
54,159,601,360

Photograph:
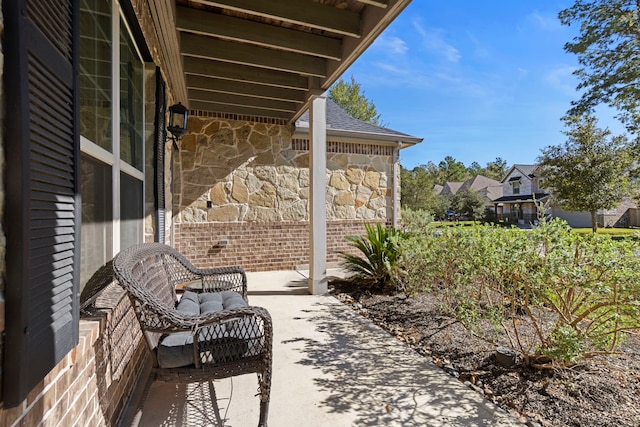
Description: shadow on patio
121,270,523,427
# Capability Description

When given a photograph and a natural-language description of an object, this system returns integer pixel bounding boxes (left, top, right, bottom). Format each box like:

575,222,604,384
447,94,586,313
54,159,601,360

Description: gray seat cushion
157,291,249,368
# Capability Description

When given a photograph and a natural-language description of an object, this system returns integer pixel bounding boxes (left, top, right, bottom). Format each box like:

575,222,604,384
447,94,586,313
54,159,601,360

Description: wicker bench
113,242,272,427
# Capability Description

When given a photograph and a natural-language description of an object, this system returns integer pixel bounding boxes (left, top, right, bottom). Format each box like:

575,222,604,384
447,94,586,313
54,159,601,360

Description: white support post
393,141,402,229
308,94,327,294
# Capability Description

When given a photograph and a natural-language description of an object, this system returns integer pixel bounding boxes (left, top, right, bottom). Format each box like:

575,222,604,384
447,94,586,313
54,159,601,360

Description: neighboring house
0,0,414,424
493,164,549,225
436,175,503,210
494,164,637,227
459,175,503,206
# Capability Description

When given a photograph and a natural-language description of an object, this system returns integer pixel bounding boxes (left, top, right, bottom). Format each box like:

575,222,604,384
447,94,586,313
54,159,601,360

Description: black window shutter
3,0,80,407
154,67,167,244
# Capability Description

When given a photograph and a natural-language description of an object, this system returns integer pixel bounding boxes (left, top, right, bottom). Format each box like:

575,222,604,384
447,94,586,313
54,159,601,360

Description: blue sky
344,1,625,170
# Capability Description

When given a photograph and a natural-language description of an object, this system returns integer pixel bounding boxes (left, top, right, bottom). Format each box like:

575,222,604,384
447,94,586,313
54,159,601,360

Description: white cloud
467,32,490,59
544,65,578,95
412,19,461,63
528,10,563,31
372,35,409,55
434,72,462,84
375,62,409,75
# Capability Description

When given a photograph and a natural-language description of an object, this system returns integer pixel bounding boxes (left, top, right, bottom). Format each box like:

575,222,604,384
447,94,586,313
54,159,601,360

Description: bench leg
257,368,271,427
258,400,269,427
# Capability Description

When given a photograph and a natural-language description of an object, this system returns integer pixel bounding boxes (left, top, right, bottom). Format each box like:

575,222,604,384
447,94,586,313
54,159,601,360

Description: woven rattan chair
113,242,272,427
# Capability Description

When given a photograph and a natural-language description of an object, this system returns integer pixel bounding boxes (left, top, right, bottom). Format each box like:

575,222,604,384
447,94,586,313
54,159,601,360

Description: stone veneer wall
0,287,147,426
175,116,394,223
173,115,396,270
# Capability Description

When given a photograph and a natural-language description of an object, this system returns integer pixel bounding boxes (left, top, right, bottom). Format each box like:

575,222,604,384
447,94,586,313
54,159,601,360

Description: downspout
393,140,402,229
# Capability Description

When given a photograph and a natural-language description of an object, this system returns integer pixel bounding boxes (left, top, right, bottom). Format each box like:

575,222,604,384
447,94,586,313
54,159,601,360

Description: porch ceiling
157,0,412,123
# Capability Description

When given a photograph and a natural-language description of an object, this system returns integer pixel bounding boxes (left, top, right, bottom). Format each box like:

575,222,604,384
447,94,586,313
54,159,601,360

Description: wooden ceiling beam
357,0,388,8
176,6,342,60
189,101,293,121
183,57,309,91
188,89,302,113
186,75,306,103
181,33,328,78
188,0,361,38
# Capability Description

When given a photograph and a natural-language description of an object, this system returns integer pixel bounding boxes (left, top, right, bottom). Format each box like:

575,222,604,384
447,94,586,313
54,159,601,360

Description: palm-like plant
340,223,404,291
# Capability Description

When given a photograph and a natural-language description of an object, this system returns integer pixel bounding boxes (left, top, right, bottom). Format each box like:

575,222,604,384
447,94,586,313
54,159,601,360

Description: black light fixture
167,102,188,140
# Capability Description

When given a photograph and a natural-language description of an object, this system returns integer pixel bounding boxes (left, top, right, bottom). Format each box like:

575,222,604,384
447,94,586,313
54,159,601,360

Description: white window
79,0,144,290
512,181,520,195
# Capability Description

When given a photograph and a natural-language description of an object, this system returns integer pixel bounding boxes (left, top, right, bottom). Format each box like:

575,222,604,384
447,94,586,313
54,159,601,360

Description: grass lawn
431,221,479,227
429,222,639,239
572,227,640,239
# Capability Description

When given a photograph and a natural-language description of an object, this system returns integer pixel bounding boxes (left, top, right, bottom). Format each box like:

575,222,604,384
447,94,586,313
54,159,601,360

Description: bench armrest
196,265,248,299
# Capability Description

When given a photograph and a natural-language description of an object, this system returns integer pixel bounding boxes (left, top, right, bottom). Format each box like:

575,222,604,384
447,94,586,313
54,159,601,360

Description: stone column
308,94,327,294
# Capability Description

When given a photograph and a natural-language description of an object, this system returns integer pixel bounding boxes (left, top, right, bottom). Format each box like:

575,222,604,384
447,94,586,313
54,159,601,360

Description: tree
438,156,470,183
328,76,382,125
559,0,640,134
537,115,635,232
466,157,508,181
400,166,438,212
451,189,487,221
468,161,484,176
484,157,508,181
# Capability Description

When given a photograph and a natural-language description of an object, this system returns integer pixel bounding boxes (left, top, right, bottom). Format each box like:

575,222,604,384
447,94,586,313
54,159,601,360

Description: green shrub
340,223,405,291
400,219,640,367
400,208,433,234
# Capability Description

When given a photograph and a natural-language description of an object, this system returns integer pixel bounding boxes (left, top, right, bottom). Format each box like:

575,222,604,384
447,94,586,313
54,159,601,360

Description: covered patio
120,270,521,427
1,1,519,425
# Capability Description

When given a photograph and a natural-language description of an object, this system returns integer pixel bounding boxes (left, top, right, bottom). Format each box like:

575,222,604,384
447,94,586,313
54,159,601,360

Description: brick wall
0,286,147,426
175,220,388,271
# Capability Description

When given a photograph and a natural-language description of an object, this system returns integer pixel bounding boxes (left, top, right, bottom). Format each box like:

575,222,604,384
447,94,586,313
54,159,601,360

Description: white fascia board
293,125,423,147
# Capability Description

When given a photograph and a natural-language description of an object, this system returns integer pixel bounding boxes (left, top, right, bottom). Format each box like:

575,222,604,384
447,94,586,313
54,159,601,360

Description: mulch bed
329,280,640,427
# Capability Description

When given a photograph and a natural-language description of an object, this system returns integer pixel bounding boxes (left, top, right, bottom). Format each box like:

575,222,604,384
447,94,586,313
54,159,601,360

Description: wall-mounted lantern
167,102,188,140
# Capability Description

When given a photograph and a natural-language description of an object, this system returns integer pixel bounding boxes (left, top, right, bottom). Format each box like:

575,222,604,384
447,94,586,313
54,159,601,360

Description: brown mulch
329,281,640,427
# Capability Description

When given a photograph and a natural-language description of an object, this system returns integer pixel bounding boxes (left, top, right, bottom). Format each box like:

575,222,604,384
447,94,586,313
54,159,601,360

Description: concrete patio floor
121,269,524,426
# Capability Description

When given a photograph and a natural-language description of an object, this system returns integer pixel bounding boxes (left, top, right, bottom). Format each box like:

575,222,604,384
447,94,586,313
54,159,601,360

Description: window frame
79,0,145,279
512,180,520,195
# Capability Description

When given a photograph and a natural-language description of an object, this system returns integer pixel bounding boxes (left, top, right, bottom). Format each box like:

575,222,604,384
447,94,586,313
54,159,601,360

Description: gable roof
459,175,502,192
439,175,503,200
484,185,504,201
440,181,464,195
294,98,423,147
501,164,539,183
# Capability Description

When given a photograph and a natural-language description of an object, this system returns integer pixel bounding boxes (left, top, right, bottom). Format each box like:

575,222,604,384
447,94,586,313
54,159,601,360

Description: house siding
598,198,638,228
502,170,534,197
552,206,592,228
